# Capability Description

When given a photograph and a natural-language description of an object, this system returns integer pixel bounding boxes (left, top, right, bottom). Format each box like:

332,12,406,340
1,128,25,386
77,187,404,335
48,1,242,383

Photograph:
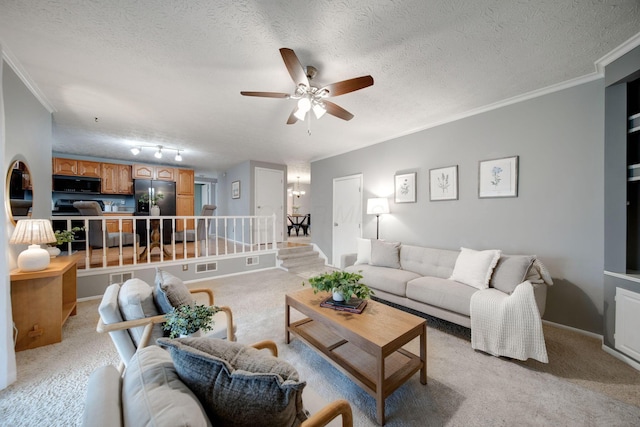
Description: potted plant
304,270,374,302
163,303,220,338
47,226,83,257
139,193,164,216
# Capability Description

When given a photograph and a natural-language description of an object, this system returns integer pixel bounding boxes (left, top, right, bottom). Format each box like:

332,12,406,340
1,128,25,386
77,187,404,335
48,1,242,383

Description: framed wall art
429,165,458,201
478,155,518,198
394,172,417,203
231,180,241,199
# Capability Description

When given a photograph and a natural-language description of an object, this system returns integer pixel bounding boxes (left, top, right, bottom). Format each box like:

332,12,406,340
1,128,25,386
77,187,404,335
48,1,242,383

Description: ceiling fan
241,48,374,124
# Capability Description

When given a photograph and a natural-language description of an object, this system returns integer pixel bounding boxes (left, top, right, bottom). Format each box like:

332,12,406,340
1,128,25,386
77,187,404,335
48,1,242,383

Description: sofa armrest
340,253,357,269
532,282,547,317
81,365,123,427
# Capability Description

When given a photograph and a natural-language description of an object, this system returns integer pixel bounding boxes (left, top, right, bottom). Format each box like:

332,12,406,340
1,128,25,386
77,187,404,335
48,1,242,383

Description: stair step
278,245,314,256
278,250,319,261
280,254,322,267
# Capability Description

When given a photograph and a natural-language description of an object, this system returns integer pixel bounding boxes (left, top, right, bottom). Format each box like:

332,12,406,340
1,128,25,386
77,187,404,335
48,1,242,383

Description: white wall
311,79,605,334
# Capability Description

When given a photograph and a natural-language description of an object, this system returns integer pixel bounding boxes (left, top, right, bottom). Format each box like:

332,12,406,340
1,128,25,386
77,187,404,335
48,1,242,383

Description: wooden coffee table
285,288,427,425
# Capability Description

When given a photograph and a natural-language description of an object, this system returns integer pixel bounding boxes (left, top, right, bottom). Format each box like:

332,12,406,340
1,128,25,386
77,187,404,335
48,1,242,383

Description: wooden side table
10,254,80,351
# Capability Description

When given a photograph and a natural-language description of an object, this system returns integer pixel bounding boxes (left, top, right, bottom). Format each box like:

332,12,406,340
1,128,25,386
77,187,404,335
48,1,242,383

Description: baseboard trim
602,344,640,372
542,319,603,340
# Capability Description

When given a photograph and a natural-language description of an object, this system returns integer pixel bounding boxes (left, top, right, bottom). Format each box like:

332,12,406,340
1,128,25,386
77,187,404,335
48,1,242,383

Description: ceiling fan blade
323,101,354,121
240,91,290,98
280,48,309,87
321,75,374,97
286,107,299,125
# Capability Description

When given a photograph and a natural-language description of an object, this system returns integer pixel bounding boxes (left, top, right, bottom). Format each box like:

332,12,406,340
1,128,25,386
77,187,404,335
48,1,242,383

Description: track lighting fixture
130,144,184,161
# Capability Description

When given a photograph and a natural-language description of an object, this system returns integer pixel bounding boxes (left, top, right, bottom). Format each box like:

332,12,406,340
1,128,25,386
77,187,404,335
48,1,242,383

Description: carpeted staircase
278,245,326,274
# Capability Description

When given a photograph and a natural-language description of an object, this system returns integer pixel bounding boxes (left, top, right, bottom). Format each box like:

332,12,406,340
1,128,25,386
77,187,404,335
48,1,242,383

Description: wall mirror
6,160,33,225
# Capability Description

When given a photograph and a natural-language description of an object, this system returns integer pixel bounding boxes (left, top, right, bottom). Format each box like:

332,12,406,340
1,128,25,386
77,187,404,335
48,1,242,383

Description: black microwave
52,175,101,194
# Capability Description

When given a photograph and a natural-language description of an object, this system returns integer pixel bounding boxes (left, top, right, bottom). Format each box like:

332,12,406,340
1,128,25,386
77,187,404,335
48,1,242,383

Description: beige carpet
1,268,640,426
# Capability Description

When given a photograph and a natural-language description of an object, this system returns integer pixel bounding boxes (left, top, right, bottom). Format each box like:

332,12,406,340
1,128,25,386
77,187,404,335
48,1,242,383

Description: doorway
332,174,362,267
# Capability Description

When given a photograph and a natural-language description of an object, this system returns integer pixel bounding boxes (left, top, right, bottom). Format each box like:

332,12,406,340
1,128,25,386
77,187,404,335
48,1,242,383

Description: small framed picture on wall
231,180,241,199
394,172,417,203
429,165,458,201
478,155,518,198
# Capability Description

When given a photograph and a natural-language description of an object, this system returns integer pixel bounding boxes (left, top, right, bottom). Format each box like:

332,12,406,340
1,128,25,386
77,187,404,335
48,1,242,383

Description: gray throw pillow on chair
158,337,307,427
154,268,194,314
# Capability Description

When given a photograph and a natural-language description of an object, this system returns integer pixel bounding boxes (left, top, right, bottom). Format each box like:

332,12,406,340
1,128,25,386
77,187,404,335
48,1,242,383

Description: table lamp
367,198,390,239
10,219,57,271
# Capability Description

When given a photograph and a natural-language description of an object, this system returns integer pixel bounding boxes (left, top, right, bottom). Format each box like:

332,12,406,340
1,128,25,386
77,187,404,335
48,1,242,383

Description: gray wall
312,80,605,334
3,60,53,267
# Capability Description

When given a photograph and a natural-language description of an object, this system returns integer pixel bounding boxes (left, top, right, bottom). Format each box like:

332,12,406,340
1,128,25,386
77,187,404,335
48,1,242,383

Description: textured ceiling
1,1,639,183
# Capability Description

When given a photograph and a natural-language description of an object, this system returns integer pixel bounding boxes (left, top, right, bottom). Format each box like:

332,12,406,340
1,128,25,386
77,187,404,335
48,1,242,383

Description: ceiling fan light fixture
154,146,163,159
297,97,311,112
294,108,307,121
312,103,326,119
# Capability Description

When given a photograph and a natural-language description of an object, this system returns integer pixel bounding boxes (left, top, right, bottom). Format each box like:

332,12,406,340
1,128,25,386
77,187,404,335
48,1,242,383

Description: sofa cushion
354,237,372,265
82,365,123,427
345,264,420,297
154,268,194,314
370,239,401,268
490,255,535,294
118,278,164,347
122,345,210,427
407,276,479,316
158,337,307,427
400,245,460,278
449,247,501,290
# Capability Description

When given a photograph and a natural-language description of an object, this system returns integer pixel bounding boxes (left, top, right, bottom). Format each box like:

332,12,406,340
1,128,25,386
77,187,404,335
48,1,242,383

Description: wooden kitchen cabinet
101,163,133,195
132,164,175,181
177,168,194,195
53,158,78,175
53,158,100,177
176,194,194,231
104,213,134,233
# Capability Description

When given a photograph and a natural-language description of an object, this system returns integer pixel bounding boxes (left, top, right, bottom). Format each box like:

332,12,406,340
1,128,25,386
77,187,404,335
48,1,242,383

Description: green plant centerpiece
139,192,164,206
51,226,83,246
304,270,373,302
163,303,220,338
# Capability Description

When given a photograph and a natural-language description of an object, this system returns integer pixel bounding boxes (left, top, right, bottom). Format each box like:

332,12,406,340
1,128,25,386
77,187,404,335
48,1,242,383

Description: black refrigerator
134,179,176,216
134,180,176,244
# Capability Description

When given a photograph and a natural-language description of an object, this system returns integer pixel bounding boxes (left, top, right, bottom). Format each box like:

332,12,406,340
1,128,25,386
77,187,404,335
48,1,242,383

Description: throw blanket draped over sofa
342,239,553,363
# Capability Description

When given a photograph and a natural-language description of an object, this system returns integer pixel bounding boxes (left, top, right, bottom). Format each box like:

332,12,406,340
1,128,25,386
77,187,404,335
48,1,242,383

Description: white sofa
341,240,550,329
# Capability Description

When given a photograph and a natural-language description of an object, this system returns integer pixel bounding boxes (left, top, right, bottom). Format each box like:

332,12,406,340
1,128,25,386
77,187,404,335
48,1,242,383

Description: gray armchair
73,201,137,258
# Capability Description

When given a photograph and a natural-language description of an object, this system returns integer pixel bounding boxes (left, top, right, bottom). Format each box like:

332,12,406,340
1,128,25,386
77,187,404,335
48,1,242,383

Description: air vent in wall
246,256,259,266
196,262,218,273
110,272,133,284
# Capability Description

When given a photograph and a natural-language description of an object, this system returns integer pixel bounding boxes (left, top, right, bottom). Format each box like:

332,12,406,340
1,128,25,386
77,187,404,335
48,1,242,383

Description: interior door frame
332,173,363,267
254,167,285,243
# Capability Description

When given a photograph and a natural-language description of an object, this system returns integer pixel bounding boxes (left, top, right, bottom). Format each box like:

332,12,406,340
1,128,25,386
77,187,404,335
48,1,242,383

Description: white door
332,174,362,267
255,167,284,244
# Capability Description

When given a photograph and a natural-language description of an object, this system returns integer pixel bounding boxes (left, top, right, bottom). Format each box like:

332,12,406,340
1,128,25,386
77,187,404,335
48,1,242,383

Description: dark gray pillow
154,268,194,314
490,255,535,294
158,337,307,427
370,239,401,268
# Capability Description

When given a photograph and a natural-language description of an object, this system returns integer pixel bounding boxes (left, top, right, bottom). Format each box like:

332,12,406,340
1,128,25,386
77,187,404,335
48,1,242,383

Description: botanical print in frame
478,156,518,198
429,165,458,201
231,180,241,199
394,172,417,203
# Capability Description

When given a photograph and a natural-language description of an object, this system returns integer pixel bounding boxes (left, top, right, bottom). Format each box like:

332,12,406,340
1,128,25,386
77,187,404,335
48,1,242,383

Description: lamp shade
367,198,390,215
10,219,56,272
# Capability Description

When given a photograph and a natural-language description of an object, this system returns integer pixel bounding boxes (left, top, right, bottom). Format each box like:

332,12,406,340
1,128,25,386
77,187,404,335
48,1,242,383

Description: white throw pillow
449,247,501,290
354,238,372,265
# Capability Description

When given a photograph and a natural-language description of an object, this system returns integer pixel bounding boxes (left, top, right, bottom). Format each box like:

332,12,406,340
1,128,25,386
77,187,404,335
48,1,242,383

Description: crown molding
1,42,56,113
595,31,640,74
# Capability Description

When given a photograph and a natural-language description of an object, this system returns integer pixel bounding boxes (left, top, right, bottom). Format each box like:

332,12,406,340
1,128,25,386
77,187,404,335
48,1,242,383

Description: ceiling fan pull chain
307,112,312,136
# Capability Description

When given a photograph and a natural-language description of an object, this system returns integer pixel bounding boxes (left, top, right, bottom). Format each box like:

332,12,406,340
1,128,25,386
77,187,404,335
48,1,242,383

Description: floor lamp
367,198,390,239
